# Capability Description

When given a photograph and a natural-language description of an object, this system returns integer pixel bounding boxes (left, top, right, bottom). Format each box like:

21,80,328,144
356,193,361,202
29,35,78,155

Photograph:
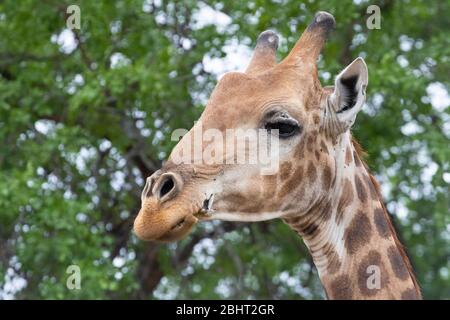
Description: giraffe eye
265,119,300,138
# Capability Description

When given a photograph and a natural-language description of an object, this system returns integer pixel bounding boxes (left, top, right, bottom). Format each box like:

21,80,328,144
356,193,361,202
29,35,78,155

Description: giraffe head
134,12,368,242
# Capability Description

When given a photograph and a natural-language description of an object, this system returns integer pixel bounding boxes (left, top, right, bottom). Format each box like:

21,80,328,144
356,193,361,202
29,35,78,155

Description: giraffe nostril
154,172,182,203
159,176,175,199
146,171,183,203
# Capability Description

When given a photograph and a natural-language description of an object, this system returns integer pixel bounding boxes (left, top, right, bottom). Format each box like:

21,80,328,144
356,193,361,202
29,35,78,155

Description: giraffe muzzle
134,170,206,242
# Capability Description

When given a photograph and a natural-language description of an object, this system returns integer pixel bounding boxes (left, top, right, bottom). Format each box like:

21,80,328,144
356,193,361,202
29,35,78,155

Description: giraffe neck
283,132,421,299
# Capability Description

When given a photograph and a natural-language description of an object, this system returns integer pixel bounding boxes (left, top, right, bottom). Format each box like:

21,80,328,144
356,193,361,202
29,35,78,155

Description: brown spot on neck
335,178,353,223
322,165,333,190
401,288,421,300
373,208,390,238
387,245,410,281
344,211,373,255
329,275,353,300
354,175,367,203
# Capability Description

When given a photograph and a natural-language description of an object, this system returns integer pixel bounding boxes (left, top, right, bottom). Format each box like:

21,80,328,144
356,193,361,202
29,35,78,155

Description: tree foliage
0,0,448,299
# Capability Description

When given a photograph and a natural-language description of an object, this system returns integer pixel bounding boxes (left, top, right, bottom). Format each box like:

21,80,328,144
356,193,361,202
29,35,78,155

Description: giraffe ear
327,57,368,132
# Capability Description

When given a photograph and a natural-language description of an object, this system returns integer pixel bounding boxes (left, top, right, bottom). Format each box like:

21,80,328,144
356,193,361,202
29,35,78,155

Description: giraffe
133,11,422,300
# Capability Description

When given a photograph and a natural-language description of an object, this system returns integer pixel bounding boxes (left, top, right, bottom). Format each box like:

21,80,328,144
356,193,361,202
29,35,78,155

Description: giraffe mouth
170,217,186,230
152,194,215,242
155,214,198,242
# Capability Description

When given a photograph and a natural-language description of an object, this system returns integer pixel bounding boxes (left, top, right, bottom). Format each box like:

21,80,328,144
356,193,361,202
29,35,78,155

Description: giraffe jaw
194,193,295,223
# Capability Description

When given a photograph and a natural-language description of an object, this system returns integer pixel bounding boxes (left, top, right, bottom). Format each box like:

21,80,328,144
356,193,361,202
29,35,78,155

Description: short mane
352,137,422,298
